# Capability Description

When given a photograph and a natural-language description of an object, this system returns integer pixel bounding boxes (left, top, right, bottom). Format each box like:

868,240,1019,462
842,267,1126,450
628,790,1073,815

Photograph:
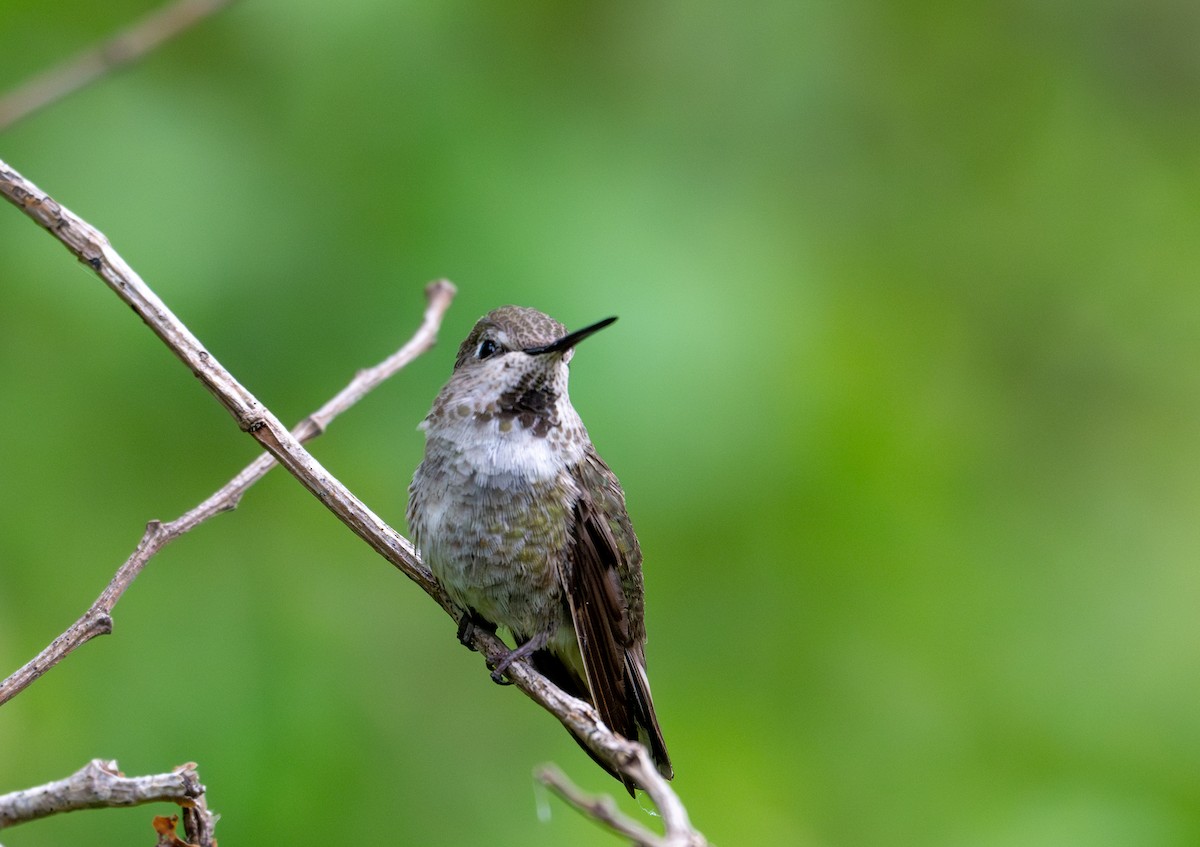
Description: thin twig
536,764,669,847
0,0,238,132
508,657,706,845
0,273,455,706
0,157,707,845
0,759,213,841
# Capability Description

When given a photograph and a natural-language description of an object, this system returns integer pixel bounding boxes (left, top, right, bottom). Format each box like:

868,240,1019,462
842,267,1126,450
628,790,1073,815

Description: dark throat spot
498,383,558,438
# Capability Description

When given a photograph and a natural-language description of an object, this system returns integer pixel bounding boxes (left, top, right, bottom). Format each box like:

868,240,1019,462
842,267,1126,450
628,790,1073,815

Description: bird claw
456,609,496,649
486,631,550,686
489,667,515,686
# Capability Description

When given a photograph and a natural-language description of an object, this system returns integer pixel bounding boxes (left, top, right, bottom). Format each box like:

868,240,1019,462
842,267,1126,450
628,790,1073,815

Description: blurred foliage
3,0,1200,845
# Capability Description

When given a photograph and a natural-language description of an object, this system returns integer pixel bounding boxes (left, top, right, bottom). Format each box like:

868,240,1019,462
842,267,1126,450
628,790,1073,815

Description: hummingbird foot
489,630,551,685
456,609,497,650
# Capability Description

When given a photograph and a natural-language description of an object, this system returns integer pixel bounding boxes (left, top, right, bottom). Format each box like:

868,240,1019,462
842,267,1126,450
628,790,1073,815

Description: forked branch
0,759,215,847
0,278,455,706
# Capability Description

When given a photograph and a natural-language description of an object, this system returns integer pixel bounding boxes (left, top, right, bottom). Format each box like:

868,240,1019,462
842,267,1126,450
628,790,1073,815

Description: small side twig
0,0,238,132
0,759,214,843
509,654,706,846
537,764,670,847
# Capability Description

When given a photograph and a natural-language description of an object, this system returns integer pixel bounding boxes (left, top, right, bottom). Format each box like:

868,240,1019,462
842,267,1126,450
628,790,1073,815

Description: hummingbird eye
476,338,503,360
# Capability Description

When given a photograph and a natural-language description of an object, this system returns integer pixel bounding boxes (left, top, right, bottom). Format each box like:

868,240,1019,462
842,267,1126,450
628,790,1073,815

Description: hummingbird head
428,306,616,440
452,306,617,373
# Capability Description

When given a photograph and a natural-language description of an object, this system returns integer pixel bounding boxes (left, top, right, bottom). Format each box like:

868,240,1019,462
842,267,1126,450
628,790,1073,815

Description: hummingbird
407,306,672,793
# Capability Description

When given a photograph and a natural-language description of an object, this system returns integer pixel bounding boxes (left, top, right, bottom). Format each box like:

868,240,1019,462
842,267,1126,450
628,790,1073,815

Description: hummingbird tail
626,647,673,781
532,646,673,795
531,649,639,795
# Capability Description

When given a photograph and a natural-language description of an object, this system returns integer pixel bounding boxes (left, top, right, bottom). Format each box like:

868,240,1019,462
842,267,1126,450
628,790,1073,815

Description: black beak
523,316,617,356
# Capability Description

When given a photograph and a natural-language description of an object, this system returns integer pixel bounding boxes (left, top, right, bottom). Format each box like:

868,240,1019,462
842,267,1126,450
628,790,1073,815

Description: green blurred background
3,1,1200,845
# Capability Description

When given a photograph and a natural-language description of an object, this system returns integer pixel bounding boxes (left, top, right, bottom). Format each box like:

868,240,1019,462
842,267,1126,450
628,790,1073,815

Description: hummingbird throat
496,376,559,438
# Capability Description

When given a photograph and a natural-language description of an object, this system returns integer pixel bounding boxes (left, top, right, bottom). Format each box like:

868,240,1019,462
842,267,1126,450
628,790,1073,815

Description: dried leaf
153,814,197,847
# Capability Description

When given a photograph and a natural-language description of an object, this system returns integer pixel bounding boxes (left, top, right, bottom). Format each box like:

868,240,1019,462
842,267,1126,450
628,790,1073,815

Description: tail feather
533,646,672,795
626,647,673,780
532,649,636,794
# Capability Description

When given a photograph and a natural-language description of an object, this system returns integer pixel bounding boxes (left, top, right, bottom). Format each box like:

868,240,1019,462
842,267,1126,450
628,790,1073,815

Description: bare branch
0,271,455,706
180,781,217,847
536,764,671,847
0,157,707,844
0,0,238,132
0,759,214,841
508,658,706,845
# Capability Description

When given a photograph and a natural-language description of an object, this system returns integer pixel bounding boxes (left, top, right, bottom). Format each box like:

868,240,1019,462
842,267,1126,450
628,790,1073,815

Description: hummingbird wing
564,448,673,784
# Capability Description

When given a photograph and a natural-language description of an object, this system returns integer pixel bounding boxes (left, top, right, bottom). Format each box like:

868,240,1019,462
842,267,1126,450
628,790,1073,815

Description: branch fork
0,759,215,846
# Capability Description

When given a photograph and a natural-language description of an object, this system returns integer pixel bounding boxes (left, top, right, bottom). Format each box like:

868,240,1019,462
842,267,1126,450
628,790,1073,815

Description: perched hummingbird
407,306,672,792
